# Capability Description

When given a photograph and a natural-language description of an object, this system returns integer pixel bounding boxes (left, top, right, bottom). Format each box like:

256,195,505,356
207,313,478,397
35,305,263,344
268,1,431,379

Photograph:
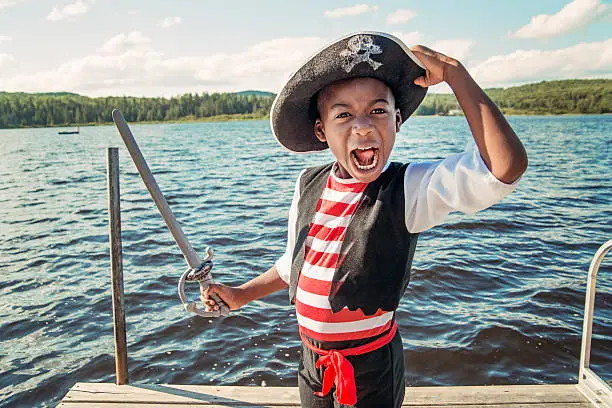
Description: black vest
288,162,419,315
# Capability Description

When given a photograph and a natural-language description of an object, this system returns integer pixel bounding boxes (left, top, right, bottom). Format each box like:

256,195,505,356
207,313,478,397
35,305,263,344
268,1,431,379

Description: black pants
297,330,405,408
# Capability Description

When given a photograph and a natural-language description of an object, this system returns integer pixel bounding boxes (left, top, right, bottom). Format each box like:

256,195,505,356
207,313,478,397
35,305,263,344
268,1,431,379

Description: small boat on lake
58,125,80,135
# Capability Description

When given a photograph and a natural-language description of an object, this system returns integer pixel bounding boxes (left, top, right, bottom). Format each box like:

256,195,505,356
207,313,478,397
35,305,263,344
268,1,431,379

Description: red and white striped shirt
295,167,393,342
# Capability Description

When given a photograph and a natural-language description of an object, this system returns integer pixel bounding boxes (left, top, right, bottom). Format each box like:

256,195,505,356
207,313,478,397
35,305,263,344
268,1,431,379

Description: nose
352,116,373,137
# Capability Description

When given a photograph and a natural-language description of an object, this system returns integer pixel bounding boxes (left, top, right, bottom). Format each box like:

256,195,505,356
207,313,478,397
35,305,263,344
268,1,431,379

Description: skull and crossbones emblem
340,35,383,73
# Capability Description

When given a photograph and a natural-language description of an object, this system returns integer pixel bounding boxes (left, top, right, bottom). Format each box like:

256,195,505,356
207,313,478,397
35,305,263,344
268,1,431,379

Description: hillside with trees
415,79,611,116
0,79,609,129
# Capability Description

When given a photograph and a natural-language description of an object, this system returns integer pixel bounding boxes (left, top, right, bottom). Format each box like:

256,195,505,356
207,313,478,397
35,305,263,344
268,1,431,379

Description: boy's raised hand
409,45,460,88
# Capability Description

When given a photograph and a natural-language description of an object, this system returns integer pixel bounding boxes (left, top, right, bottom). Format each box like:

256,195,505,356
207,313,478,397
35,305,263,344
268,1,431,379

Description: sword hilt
179,247,230,316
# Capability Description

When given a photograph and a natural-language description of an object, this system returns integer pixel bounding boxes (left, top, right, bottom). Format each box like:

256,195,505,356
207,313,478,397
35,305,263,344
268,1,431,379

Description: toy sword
112,109,229,317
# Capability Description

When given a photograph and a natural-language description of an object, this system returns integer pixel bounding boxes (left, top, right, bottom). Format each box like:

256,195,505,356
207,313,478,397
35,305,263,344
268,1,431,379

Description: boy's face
314,77,401,183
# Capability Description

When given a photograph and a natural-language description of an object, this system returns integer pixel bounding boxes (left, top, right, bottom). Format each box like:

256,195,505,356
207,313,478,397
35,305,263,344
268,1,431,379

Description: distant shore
2,113,269,129
5,112,611,131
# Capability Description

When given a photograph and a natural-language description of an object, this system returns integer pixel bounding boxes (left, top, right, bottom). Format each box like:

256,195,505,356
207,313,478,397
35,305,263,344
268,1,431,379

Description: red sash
299,321,398,406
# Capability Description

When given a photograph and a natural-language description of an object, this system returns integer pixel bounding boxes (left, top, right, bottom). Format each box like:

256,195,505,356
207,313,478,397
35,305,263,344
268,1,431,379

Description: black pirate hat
270,31,428,153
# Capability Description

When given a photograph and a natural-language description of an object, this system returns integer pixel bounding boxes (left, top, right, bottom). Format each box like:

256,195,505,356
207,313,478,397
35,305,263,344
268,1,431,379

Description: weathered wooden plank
404,405,592,408
62,383,300,405
58,404,592,408
403,384,590,404
59,404,301,408
61,383,591,406
59,404,300,408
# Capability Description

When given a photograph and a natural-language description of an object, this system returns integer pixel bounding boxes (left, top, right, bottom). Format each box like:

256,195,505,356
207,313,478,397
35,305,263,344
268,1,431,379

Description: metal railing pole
579,240,612,374
107,147,129,385
577,240,612,407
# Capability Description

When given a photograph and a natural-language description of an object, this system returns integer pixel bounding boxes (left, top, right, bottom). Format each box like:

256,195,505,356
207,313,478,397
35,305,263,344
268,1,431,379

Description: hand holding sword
112,109,229,317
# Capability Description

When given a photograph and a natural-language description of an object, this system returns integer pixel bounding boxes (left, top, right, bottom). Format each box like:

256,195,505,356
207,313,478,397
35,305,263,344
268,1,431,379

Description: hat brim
270,31,428,153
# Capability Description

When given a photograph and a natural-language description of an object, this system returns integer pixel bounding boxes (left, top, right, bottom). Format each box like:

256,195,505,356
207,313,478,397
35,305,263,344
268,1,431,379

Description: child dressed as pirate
201,32,527,408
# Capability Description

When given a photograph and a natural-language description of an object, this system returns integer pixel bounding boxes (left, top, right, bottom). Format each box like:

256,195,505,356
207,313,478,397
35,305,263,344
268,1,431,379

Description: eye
336,112,351,119
371,108,386,114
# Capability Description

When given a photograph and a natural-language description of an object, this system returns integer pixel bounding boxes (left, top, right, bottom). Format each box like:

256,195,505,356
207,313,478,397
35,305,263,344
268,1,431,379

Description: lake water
1,115,610,407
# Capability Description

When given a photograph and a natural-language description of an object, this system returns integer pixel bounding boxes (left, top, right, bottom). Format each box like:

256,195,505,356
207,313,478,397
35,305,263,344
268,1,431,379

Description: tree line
0,79,609,129
0,91,273,128
416,79,611,116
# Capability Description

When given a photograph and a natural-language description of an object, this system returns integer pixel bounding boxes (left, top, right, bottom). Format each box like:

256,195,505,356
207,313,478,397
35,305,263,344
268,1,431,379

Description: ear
314,119,326,142
395,108,402,132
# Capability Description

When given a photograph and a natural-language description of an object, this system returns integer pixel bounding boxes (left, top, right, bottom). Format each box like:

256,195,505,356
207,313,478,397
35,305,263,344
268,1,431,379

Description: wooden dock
58,383,601,407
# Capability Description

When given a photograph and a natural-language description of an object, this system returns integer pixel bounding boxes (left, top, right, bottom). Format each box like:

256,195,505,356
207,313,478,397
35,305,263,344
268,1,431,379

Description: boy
202,32,527,408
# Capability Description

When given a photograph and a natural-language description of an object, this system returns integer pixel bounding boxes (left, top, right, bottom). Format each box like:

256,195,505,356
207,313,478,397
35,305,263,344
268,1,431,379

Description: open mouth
350,146,379,171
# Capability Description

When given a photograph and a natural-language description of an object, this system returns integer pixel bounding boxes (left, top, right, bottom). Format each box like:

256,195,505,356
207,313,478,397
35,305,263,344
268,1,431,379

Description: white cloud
0,53,15,67
469,39,612,87
160,16,181,28
510,0,610,38
431,39,474,61
386,9,417,25
5,29,608,97
0,35,12,44
428,82,453,94
324,4,377,19
100,31,152,54
47,0,94,22
0,33,326,96
0,0,27,10
390,35,474,62
191,37,325,84
391,31,421,46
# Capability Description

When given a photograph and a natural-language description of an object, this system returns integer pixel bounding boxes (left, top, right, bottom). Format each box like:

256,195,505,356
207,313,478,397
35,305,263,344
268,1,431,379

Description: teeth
351,149,379,170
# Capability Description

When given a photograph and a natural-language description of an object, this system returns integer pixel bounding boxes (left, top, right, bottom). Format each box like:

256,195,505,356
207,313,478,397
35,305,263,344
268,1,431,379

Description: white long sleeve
404,145,519,233
275,169,305,284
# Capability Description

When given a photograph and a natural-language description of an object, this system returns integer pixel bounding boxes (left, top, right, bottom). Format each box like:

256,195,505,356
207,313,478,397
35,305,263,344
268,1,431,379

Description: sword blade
112,109,202,268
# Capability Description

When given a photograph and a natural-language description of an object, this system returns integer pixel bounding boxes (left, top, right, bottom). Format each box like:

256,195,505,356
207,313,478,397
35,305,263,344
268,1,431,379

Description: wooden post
106,147,129,385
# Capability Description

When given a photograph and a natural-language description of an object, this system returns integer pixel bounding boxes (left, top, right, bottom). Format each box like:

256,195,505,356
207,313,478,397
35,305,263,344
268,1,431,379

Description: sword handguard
177,247,230,317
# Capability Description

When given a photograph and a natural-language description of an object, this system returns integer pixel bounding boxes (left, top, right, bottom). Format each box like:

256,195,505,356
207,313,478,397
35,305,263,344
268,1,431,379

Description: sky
0,0,610,97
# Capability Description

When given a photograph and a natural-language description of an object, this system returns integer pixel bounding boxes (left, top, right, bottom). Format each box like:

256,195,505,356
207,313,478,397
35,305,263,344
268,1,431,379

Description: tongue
354,149,375,165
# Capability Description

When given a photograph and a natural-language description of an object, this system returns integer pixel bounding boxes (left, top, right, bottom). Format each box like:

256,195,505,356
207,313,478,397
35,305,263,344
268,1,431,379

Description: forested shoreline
0,79,610,129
